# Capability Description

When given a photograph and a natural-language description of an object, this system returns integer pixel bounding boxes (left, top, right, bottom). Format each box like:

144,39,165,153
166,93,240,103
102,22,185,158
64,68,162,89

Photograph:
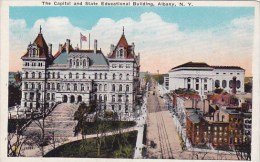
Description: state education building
20,28,141,118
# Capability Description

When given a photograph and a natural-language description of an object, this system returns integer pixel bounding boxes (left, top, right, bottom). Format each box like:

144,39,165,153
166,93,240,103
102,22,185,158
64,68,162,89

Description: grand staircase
26,103,79,137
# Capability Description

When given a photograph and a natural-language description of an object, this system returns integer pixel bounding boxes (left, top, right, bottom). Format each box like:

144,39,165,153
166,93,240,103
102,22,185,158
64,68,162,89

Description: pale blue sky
9,7,255,76
10,7,254,32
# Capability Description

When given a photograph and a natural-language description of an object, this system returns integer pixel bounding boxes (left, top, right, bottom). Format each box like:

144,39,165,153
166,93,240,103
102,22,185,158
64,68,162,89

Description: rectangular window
196,84,199,90
196,78,199,82
187,84,191,89
204,84,207,90
119,64,123,68
204,78,207,83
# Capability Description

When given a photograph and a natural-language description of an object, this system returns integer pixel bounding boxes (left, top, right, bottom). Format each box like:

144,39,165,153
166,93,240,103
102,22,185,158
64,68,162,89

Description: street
146,79,183,159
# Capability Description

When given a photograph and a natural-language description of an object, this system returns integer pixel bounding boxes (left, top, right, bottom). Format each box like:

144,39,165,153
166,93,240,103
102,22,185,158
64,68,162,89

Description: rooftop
171,61,244,71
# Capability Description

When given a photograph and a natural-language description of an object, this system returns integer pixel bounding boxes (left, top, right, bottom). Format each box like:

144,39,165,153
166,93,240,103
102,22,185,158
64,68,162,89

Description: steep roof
53,49,108,66
108,33,135,59
21,33,50,59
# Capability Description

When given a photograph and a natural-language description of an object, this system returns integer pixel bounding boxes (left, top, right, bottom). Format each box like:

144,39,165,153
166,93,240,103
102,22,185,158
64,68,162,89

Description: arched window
57,83,60,90
95,73,97,79
236,80,241,89
47,93,50,100
74,84,77,91
215,80,220,88
25,72,29,79
83,73,85,79
32,72,35,79
47,83,50,90
119,49,124,58
31,83,35,89
67,83,70,90
52,72,55,78
57,72,60,78
99,95,102,102
76,73,79,79
99,84,102,91
100,73,102,79
76,59,79,67
222,80,227,88
104,84,107,91
126,85,129,92
229,80,233,88
38,72,42,79
81,84,84,91
112,84,115,91
69,73,72,79
105,73,107,79
119,84,122,91
112,95,115,102
25,83,28,89
83,59,86,66
126,74,129,80
52,83,55,90
38,83,41,90
119,74,122,80
113,73,116,80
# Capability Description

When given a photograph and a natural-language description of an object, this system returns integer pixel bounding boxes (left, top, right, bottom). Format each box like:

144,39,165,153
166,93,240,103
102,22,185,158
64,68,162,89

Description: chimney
59,44,63,52
94,39,97,54
131,42,135,53
48,43,52,56
110,44,114,53
232,76,237,95
66,39,70,53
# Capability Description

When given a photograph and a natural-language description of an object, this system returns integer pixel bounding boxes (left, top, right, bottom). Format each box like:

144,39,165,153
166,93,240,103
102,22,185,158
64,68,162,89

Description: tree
8,126,27,157
8,83,22,107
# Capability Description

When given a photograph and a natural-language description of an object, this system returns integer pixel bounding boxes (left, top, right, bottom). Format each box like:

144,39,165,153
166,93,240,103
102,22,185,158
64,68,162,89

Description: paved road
146,80,182,159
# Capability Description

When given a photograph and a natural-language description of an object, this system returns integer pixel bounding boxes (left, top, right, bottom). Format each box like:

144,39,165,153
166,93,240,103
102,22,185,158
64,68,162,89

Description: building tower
21,26,53,111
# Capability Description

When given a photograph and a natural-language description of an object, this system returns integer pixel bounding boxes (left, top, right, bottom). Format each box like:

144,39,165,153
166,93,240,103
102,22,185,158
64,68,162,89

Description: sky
9,7,254,76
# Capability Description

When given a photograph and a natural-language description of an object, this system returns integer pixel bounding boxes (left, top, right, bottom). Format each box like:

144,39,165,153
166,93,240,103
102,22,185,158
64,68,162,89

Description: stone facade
168,62,245,98
20,29,140,118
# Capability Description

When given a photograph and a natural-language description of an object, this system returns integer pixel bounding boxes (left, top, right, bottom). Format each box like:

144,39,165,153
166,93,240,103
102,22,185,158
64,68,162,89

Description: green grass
44,130,138,158
75,120,136,135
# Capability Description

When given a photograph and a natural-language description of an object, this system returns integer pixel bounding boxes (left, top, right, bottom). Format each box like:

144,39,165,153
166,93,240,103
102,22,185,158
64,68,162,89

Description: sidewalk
134,89,148,159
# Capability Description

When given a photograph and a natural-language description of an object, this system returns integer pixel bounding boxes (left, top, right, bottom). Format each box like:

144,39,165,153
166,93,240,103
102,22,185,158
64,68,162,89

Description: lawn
80,120,136,135
44,130,138,158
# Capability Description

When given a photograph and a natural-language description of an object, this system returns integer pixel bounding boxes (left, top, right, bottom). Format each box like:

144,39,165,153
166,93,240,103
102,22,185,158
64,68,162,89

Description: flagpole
89,33,90,50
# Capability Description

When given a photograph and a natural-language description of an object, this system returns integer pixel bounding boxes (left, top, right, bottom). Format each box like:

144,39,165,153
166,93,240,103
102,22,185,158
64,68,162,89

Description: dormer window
28,43,38,57
120,49,124,58
117,48,124,59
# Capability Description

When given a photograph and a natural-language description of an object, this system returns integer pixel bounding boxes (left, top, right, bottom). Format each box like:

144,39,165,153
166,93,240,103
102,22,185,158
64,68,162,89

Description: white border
1,1,259,162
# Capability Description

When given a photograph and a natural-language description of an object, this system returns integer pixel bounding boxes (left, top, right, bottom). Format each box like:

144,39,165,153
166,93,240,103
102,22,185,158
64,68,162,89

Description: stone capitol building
20,27,141,118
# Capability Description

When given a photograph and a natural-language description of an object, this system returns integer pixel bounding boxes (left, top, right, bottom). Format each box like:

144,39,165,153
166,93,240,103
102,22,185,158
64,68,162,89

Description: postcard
0,0,259,162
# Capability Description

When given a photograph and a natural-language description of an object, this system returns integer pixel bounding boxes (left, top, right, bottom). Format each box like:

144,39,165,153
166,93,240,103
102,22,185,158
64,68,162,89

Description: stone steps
25,103,79,137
